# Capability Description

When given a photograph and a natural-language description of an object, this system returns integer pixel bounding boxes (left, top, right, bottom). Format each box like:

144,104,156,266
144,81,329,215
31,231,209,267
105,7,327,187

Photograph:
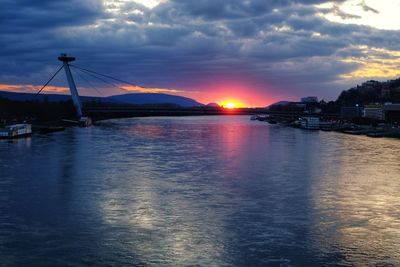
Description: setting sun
225,103,236,109
219,99,245,109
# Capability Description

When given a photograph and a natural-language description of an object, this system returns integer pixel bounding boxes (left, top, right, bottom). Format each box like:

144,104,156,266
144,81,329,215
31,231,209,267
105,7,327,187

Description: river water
1,115,400,266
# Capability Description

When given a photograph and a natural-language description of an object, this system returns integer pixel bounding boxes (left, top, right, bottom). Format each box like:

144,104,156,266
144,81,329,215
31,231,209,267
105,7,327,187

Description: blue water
1,116,400,266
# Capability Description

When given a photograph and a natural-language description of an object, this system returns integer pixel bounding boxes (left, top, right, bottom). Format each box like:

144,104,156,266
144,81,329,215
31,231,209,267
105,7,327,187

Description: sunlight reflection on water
1,116,400,266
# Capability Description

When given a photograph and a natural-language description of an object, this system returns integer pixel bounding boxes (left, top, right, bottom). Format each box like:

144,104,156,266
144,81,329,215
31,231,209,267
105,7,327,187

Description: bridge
38,54,340,123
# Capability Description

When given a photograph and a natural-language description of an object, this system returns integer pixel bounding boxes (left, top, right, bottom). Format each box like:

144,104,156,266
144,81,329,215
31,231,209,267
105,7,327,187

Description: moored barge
0,124,32,139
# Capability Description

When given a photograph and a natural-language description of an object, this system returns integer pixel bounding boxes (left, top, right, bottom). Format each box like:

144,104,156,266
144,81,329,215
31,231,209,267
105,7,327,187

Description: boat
367,130,400,138
250,115,258,121
342,129,372,135
366,132,385,138
320,128,333,132
300,117,320,130
319,121,335,131
0,124,32,139
290,120,302,128
255,115,269,121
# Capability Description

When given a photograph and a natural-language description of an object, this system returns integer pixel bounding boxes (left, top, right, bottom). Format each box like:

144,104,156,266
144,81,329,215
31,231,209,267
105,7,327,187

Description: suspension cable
70,67,136,106
71,67,105,97
71,66,128,94
70,64,146,89
35,65,64,97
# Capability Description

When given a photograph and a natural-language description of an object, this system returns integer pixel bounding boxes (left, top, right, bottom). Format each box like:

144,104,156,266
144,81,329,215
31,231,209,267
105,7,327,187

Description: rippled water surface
1,116,400,266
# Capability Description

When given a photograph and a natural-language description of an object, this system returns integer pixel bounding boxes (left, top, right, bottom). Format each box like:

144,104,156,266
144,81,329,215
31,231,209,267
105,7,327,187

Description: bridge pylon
58,54,91,126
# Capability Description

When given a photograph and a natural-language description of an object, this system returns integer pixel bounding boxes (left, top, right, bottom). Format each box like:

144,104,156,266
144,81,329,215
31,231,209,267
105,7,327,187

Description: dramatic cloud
1,0,400,105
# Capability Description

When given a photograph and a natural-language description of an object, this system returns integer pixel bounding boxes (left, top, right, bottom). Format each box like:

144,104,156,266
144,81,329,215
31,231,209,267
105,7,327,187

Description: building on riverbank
301,96,318,103
384,103,400,122
363,104,384,120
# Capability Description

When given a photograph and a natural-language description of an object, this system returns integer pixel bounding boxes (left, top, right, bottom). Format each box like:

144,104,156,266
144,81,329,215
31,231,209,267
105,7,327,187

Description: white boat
300,117,320,130
0,124,32,139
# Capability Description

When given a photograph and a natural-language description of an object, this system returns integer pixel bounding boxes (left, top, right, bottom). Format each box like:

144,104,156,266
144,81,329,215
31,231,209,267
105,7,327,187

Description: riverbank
252,114,400,139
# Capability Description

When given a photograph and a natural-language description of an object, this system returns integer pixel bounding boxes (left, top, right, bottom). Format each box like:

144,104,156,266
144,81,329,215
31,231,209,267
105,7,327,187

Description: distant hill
268,101,290,107
107,93,203,107
206,102,220,108
0,91,73,102
336,78,400,106
0,91,203,107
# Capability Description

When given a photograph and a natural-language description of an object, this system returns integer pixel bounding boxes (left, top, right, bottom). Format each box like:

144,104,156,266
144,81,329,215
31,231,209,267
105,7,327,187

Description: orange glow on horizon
0,83,69,94
0,81,277,107
182,79,275,107
218,99,245,109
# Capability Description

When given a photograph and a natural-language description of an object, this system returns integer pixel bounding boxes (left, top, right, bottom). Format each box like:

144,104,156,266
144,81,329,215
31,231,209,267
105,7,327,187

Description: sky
1,0,400,107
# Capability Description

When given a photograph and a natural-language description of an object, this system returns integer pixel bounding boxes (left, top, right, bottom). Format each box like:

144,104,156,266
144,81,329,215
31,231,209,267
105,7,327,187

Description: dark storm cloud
164,0,345,20
0,0,103,33
0,0,399,102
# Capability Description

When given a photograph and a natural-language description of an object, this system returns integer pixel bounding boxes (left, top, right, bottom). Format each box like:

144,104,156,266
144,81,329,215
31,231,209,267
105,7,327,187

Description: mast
58,54,83,118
